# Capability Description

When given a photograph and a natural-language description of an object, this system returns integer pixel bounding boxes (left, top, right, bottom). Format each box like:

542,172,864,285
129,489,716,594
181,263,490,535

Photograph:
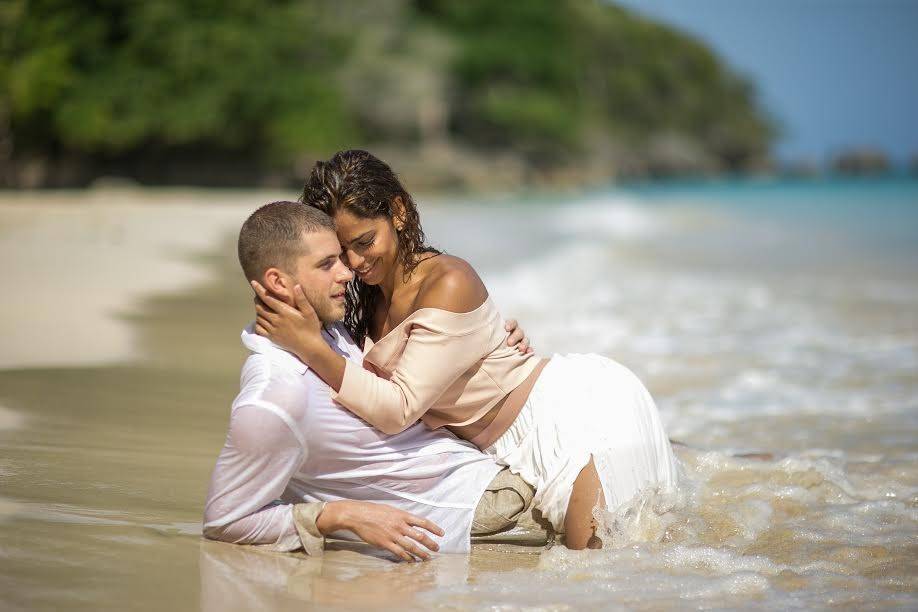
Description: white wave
550,193,667,241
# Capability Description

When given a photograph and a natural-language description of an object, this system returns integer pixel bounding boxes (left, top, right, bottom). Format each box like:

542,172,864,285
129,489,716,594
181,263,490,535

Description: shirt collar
240,324,309,375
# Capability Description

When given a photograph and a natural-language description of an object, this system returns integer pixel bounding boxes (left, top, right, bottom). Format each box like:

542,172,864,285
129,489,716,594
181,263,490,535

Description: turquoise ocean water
625,175,918,262
415,176,918,607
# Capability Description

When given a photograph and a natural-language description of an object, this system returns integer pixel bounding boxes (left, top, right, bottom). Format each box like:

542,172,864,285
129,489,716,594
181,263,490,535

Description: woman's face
333,209,400,286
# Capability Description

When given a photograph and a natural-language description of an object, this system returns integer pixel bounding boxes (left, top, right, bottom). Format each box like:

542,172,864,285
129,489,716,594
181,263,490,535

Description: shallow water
1,180,916,610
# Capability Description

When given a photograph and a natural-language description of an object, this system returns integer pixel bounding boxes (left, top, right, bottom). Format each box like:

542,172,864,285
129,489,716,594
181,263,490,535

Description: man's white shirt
203,323,500,553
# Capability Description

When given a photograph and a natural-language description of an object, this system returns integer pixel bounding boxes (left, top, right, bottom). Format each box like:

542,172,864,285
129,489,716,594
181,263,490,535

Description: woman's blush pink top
330,297,541,436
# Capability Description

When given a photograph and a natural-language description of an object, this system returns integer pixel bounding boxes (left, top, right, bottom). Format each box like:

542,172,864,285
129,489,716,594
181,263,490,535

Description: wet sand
0,190,257,609
1,187,916,610
0,190,544,611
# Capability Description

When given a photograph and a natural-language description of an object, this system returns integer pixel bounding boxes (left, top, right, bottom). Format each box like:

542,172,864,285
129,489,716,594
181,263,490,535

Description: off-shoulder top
330,297,541,438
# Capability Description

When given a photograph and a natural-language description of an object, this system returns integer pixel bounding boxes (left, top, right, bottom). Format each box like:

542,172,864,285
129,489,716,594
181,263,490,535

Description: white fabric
203,323,500,553
485,354,679,532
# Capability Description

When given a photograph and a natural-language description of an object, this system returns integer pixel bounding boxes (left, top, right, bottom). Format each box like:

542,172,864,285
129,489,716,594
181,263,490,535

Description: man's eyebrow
316,254,338,267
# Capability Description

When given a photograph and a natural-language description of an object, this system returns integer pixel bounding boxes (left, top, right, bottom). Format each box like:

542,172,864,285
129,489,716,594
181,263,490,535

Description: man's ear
391,196,407,232
262,268,293,302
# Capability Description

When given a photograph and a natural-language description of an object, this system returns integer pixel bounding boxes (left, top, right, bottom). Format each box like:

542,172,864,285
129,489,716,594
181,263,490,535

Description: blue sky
614,0,918,165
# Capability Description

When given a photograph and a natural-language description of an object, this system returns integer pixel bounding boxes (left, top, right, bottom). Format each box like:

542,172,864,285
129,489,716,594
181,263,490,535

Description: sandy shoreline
0,188,285,370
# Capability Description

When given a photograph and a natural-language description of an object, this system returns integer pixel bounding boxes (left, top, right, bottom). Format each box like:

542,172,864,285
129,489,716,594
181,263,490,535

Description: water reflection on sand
201,539,545,611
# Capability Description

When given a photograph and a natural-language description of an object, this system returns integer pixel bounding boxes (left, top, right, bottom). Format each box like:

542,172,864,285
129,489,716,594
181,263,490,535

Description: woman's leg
563,457,605,550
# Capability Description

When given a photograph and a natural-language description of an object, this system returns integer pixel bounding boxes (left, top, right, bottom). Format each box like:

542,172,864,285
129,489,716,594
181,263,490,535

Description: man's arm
202,403,308,550
504,318,534,355
203,403,443,560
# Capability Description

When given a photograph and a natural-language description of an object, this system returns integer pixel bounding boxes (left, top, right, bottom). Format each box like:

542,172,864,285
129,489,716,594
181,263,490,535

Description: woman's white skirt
484,353,679,532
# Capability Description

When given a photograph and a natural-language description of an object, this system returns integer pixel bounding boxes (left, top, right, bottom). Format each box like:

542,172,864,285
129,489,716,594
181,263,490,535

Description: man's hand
505,318,534,355
317,500,445,562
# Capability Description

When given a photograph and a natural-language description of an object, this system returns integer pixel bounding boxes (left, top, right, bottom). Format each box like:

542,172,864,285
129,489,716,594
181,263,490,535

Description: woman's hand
317,500,445,562
505,318,534,355
251,281,324,360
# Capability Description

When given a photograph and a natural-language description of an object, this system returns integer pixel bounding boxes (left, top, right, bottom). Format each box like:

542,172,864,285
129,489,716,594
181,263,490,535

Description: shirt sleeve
202,403,320,552
331,321,495,434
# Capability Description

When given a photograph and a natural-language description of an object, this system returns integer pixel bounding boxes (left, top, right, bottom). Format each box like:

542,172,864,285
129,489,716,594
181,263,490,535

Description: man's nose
336,259,354,282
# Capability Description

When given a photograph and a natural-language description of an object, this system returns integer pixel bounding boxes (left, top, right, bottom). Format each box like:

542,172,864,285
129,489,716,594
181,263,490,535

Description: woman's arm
332,267,495,433
332,319,492,433
252,268,500,434
252,280,531,383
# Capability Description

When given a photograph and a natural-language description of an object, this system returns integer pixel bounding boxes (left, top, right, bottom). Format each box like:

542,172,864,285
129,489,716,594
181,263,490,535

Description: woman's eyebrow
347,231,373,245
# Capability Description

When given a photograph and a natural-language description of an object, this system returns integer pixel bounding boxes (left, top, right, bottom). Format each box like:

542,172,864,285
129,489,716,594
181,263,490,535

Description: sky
614,0,918,165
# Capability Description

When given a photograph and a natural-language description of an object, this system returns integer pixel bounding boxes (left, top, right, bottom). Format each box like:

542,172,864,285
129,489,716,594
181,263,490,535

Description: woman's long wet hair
300,149,439,345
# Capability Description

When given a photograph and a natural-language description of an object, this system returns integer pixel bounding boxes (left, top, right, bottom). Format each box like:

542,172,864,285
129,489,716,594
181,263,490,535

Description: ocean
418,176,918,608
1,178,916,609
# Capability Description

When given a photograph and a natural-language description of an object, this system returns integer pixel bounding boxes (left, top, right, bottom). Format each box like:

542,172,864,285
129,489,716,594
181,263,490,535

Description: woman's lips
357,260,376,278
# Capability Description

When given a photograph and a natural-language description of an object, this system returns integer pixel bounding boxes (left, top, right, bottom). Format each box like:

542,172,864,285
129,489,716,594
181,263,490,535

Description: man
203,201,538,561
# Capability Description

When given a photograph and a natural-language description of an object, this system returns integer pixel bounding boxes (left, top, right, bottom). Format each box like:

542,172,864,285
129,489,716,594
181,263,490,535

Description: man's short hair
237,200,336,281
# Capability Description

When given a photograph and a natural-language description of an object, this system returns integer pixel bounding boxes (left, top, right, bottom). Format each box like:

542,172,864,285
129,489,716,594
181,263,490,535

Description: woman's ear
392,196,407,232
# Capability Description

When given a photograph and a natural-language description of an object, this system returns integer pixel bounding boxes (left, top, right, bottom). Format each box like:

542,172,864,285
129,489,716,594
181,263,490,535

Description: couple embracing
203,150,678,559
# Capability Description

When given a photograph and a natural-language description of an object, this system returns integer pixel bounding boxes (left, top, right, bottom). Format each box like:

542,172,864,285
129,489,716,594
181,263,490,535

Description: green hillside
1,0,774,188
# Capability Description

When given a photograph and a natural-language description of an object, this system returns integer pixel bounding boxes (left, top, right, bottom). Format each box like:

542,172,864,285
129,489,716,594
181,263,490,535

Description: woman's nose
345,249,363,270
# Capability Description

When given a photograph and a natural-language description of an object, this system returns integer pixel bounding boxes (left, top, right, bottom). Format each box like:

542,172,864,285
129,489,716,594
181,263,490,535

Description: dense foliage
0,0,774,185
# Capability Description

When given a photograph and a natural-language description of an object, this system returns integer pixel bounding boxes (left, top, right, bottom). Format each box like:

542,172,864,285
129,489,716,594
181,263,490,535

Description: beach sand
0,189,263,610
0,188,272,369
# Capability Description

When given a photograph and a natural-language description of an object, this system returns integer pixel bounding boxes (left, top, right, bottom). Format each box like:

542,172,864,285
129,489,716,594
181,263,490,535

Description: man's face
285,229,354,323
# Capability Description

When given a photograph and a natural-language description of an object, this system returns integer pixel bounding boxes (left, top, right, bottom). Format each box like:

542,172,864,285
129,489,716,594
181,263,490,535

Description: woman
252,150,679,549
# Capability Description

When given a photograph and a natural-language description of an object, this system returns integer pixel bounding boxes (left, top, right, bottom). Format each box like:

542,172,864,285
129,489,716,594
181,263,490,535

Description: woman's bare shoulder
414,254,488,313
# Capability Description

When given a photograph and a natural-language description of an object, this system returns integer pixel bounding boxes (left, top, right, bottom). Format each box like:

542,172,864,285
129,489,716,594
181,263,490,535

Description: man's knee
471,468,535,535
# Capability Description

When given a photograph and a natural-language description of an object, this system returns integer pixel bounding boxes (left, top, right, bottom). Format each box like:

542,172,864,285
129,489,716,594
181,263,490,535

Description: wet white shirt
202,324,500,553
